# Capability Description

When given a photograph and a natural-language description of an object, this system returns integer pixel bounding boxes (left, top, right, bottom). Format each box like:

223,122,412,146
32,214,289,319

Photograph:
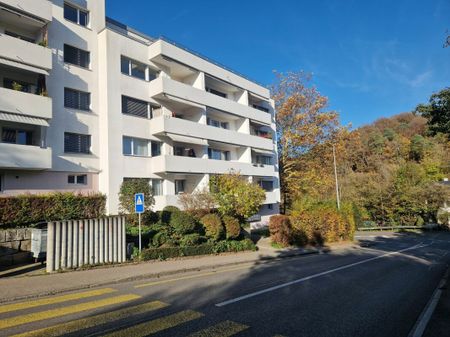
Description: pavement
0,231,449,337
0,237,331,303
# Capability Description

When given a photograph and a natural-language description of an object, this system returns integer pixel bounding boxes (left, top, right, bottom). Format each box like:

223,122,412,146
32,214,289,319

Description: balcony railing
252,104,270,113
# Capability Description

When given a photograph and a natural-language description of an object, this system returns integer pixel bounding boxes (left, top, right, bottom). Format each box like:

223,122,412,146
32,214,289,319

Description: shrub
222,215,241,240
170,211,197,235
178,187,215,219
0,193,106,228
179,233,203,247
151,230,171,247
161,206,180,224
214,238,257,253
290,200,356,245
210,171,266,220
142,210,159,225
140,239,256,260
269,215,292,247
200,213,224,241
118,179,154,226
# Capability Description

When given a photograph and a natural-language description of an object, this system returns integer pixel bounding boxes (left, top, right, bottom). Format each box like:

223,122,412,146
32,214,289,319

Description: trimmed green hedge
0,193,106,228
140,239,257,260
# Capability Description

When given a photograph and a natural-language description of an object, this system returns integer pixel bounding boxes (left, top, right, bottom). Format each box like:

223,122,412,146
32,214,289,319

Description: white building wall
0,0,281,223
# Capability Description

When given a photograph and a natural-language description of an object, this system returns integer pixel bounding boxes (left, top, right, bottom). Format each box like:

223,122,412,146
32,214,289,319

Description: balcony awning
0,57,49,76
166,133,207,146
0,112,49,126
252,148,274,155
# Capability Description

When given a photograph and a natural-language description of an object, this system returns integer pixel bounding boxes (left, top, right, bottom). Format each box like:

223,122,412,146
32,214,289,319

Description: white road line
407,268,449,337
215,243,431,307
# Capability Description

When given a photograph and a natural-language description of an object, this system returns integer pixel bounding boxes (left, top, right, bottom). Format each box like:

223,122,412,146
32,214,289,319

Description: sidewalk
0,241,347,303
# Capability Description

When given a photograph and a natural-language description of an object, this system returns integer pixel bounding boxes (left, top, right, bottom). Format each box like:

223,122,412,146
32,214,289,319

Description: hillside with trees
274,72,450,233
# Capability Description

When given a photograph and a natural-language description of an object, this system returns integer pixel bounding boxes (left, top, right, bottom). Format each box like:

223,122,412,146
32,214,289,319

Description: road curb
0,248,323,304
408,266,449,337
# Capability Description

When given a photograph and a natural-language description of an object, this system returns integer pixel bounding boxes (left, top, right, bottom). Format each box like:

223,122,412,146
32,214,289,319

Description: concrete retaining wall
0,228,32,266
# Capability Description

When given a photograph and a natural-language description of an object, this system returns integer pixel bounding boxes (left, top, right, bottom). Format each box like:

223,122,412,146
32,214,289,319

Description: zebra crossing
0,287,285,337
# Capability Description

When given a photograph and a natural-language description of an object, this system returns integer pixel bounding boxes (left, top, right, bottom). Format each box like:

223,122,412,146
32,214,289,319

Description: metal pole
138,212,142,253
333,144,341,210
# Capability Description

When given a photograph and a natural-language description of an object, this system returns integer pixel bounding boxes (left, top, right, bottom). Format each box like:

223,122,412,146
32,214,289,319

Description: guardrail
46,216,126,272
357,224,439,231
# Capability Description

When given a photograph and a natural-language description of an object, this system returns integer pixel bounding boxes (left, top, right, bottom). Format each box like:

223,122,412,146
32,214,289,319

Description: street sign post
134,193,144,252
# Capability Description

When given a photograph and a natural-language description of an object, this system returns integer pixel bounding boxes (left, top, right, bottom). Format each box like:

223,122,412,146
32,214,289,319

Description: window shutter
122,96,148,118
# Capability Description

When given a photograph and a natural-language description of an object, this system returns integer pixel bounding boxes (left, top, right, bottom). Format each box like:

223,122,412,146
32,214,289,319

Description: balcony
0,0,52,22
0,143,51,170
0,33,52,71
152,155,275,176
150,116,273,150
149,77,272,125
148,39,270,99
0,87,52,120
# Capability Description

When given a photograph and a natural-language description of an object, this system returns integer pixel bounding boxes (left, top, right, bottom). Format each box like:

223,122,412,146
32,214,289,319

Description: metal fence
46,216,126,272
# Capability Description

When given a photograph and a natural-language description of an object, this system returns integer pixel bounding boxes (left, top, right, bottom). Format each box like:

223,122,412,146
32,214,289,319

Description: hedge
140,239,256,260
0,193,106,228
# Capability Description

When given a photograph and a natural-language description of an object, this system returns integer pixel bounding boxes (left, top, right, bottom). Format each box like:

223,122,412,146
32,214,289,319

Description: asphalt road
1,231,449,337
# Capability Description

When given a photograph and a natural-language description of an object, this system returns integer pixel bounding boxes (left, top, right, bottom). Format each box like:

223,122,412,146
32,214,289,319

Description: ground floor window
175,179,186,194
151,179,163,196
68,174,87,185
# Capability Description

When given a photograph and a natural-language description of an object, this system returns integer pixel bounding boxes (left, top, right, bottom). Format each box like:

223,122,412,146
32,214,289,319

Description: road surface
1,231,449,337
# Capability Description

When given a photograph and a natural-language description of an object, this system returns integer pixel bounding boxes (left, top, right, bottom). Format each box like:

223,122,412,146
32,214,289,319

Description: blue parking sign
134,193,144,213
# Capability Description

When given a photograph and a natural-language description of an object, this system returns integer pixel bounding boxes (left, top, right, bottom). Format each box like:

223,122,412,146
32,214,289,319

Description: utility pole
333,144,341,210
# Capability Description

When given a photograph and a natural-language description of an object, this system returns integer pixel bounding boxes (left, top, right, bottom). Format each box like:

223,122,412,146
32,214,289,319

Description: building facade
0,0,280,225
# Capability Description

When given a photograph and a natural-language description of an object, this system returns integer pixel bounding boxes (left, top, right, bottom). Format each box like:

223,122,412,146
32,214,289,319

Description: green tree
118,178,154,225
409,134,427,162
210,171,266,221
415,88,450,138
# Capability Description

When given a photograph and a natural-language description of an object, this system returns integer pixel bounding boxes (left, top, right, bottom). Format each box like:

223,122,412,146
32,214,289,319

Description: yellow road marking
0,294,140,330
187,320,249,337
104,310,204,337
0,288,117,314
11,300,168,337
135,265,252,288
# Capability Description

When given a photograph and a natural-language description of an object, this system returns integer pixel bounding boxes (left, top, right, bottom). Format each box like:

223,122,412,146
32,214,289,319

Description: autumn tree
210,171,265,221
271,71,347,210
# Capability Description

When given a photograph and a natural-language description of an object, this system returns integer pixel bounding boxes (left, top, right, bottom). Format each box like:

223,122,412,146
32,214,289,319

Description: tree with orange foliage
271,71,349,211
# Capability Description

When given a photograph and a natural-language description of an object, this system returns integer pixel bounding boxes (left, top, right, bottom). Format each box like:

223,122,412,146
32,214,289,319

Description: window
122,95,154,118
208,148,230,161
151,142,162,156
259,180,274,192
122,136,149,156
1,128,33,145
255,155,272,165
64,132,91,154
175,180,185,195
121,56,158,81
206,87,227,98
64,44,90,68
64,3,89,27
267,204,274,210
65,88,90,111
207,118,229,129
151,179,163,196
68,174,87,185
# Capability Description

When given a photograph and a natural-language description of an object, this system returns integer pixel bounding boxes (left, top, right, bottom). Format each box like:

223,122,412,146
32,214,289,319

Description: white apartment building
0,0,280,225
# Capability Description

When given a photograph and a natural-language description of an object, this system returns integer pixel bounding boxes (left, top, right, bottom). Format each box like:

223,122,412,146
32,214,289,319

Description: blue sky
106,0,450,128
